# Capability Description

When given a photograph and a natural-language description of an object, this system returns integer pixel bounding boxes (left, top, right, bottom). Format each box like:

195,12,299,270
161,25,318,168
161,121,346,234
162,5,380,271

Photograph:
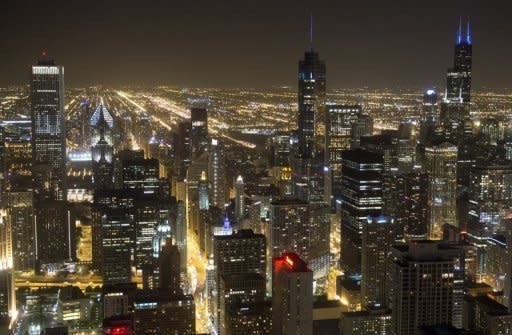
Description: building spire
457,17,462,45
466,18,472,45
309,13,314,51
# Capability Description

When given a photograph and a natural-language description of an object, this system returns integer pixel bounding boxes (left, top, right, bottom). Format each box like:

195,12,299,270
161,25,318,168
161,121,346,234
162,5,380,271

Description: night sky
1,0,511,89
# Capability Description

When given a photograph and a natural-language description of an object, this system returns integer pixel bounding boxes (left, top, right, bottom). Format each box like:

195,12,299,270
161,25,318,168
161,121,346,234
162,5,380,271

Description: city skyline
1,2,512,335
1,0,512,89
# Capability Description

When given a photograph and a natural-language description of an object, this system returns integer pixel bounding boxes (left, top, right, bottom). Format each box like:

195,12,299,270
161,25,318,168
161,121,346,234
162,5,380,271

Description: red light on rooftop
42,51,47,57
105,326,129,335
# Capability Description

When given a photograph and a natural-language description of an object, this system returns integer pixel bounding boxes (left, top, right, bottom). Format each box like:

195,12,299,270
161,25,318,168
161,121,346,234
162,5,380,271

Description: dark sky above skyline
1,0,511,90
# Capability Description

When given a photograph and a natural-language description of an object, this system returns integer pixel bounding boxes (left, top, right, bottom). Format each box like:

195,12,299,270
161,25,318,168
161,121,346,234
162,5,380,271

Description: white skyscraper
235,175,245,221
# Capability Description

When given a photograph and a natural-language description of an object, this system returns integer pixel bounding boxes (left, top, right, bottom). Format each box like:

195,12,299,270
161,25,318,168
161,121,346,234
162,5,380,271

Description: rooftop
274,252,311,273
270,198,309,206
342,148,383,164
473,295,511,316
214,229,265,240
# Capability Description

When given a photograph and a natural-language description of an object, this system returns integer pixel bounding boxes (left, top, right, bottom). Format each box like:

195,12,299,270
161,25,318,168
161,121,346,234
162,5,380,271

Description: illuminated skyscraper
31,57,66,201
187,100,210,242
480,118,505,146
6,192,34,271
467,161,512,239
213,230,266,331
425,143,458,239
351,114,373,148
269,132,291,167
361,215,394,308
422,89,439,124
268,133,293,196
1,120,32,193
359,131,416,233
31,57,70,267
91,103,114,189
79,98,90,148
270,199,329,282
446,19,472,104
390,241,465,334
505,217,512,310
325,104,361,201
420,89,439,146
213,229,266,277
93,189,133,272
0,215,11,271
208,138,226,208
135,198,173,270
293,18,328,204
441,19,472,140
270,199,310,260
34,200,72,266
133,291,195,334
340,149,383,276
298,18,326,157
272,253,313,335
101,209,134,286
0,270,15,325
291,156,326,203
198,170,209,252
394,171,429,240
174,201,187,273
199,170,209,210
235,175,245,221
219,273,266,334
121,156,160,195
190,105,209,158
0,121,34,271
172,120,192,184
186,156,208,238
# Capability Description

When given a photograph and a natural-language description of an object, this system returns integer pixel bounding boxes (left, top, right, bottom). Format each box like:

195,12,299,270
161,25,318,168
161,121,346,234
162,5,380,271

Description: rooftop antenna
309,13,314,51
457,17,462,45
466,17,472,45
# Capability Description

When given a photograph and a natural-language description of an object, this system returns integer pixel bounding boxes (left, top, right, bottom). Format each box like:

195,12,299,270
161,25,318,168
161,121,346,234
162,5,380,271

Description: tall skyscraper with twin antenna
297,15,326,158
441,18,473,141
446,18,472,103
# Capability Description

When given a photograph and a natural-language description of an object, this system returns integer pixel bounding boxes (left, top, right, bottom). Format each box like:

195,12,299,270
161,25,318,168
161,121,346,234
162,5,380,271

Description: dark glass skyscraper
422,89,438,123
441,19,472,140
190,106,209,158
340,149,383,276
298,27,326,158
91,103,114,189
446,19,472,103
212,230,266,332
325,104,361,201
292,20,328,205
101,209,134,286
419,89,439,146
